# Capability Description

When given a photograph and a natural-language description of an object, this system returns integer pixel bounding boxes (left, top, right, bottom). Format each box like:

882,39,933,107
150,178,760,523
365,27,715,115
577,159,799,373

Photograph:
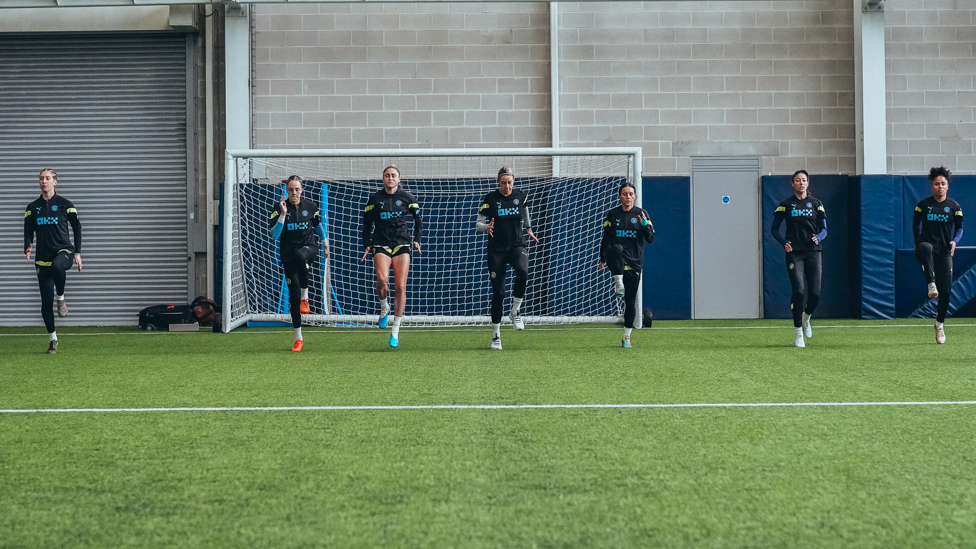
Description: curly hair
928,166,952,183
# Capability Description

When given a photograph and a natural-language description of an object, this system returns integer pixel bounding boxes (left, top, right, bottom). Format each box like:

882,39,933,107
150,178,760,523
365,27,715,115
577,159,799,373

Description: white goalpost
221,147,642,333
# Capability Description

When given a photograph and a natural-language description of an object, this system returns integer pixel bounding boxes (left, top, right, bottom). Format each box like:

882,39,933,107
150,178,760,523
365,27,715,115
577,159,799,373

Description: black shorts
372,244,411,258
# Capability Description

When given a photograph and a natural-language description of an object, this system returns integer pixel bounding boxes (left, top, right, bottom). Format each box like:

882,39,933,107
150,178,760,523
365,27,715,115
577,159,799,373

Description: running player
771,169,827,348
24,169,83,354
476,166,539,350
269,175,329,352
599,182,654,348
913,166,963,344
361,165,423,348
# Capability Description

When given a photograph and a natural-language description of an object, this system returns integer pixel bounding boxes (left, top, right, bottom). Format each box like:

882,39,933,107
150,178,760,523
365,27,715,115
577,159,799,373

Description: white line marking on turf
3,401,976,414
3,324,976,337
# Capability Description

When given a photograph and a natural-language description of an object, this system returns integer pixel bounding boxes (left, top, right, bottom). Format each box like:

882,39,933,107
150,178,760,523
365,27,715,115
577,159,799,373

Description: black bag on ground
138,304,197,331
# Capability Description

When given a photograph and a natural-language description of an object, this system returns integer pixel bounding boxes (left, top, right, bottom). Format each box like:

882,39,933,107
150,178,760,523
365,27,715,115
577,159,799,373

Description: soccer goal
222,147,643,333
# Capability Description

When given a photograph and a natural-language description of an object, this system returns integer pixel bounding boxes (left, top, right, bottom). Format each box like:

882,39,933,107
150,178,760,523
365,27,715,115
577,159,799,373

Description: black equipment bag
138,304,197,331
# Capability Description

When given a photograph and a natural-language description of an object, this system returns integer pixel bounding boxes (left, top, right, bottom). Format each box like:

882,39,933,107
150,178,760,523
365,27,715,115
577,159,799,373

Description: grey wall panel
0,34,188,327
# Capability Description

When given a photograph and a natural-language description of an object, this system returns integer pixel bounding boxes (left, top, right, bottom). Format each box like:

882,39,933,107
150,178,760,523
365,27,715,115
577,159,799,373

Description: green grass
2,321,976,548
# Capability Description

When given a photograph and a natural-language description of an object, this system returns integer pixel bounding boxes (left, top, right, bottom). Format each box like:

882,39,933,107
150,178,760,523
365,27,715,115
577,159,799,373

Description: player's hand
413,241,422,255
950,241,957,257
639,212,651,226
527,228,539,243
486,218,495,237
322,244,330,259
598,261,605,270
361,247,371,262
279,198,287,217
784,242,793,253
25,244,32,261
811,234,819,245
74,254,83,272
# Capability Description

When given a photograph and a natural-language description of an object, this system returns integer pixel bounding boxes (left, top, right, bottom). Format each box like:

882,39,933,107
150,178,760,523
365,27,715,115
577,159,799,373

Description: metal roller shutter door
0,34,189,327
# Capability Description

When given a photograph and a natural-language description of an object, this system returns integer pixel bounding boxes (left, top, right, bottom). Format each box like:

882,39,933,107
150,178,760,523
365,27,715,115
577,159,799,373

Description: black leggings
606,245,641,328
283,246,315,329
487,247,528,324
786,250,822,328
36,251,73,334
915,242,953,323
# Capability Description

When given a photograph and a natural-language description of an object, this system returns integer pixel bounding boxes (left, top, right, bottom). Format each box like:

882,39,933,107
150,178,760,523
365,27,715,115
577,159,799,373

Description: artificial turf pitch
2,320,976,548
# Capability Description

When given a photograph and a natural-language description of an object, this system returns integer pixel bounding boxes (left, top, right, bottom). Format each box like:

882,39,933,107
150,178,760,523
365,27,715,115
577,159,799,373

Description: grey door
691,157,761,319
0,34,190,327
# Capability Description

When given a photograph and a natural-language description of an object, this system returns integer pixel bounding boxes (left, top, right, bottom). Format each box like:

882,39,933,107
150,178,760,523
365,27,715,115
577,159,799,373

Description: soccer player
361,165,423,348
913,166,963,344
24,168,83,354
599,182,654,348
269,175,329,352
476,166,539,350
771,170,827,348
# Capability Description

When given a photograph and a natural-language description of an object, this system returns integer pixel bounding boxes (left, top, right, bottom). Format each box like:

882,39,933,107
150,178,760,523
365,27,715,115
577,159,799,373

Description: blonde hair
497,166,514,182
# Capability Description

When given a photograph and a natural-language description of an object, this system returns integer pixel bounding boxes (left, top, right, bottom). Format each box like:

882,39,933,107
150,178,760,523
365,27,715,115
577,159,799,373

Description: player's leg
508,247,528,330
620,268,640,348
487,249,507,349
283,261,304,351
606,244,626,297
801,251,822,339
786,252,807,347
373,248,393,328
388,248,411,347
36,266,58,353
934,253,952,344
914,242,939,297
295,246,314,314
51,251,72,318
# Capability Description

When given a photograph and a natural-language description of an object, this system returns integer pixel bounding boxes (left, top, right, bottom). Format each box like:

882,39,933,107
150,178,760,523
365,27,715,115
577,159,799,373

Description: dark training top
24,192,82,264
771,194,827,252
362,187,422,248
478,188,532,252
599,205,655,270
268,197,324,263
913,196,964,254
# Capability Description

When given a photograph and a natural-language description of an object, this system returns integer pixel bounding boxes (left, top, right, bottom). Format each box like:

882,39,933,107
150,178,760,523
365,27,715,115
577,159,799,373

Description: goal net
221,148,642,332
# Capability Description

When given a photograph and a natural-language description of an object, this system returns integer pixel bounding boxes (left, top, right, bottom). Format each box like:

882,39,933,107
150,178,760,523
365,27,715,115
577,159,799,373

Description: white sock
936,321,944,330
623,327,633,338
380,299,389,315
795,327,803,337
492,323,501,338
50,331,57,341
613,275,624,289
802,312,811,323
301,288,308,300
57,294,64,301
295,327,303,341
511,297,523,316
392,316,402,337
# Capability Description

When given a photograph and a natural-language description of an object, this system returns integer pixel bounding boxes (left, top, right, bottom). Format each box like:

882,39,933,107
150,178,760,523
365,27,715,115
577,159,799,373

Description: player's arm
361,200,375,261
598,214,613,268
313,211,329,258
812,204,827,244
951,208,964,256
639,209,655,244
408,197,423,254
522,202,539,243
912,206,924,246
269,201,286,239
476,199,490,233
66,203,83,270
771,206,789,248
23,207,34,260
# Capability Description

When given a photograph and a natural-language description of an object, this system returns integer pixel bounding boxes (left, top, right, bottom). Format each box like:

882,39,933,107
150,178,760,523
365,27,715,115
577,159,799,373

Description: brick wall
886,0,976,174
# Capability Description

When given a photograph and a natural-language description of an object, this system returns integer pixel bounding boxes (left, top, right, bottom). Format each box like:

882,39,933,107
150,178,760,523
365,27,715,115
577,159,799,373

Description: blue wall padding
761,175,850,319
855,175,898,319
641,176,691,320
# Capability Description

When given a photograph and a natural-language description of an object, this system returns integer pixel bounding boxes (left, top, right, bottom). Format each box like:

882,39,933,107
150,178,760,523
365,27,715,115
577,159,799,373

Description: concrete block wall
885,0,976,174
559,0,856,176
253,2,551,149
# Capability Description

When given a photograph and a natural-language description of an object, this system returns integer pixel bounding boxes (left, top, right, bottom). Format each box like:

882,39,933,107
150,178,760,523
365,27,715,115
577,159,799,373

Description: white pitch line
3,401,976,414
2,324,976,337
